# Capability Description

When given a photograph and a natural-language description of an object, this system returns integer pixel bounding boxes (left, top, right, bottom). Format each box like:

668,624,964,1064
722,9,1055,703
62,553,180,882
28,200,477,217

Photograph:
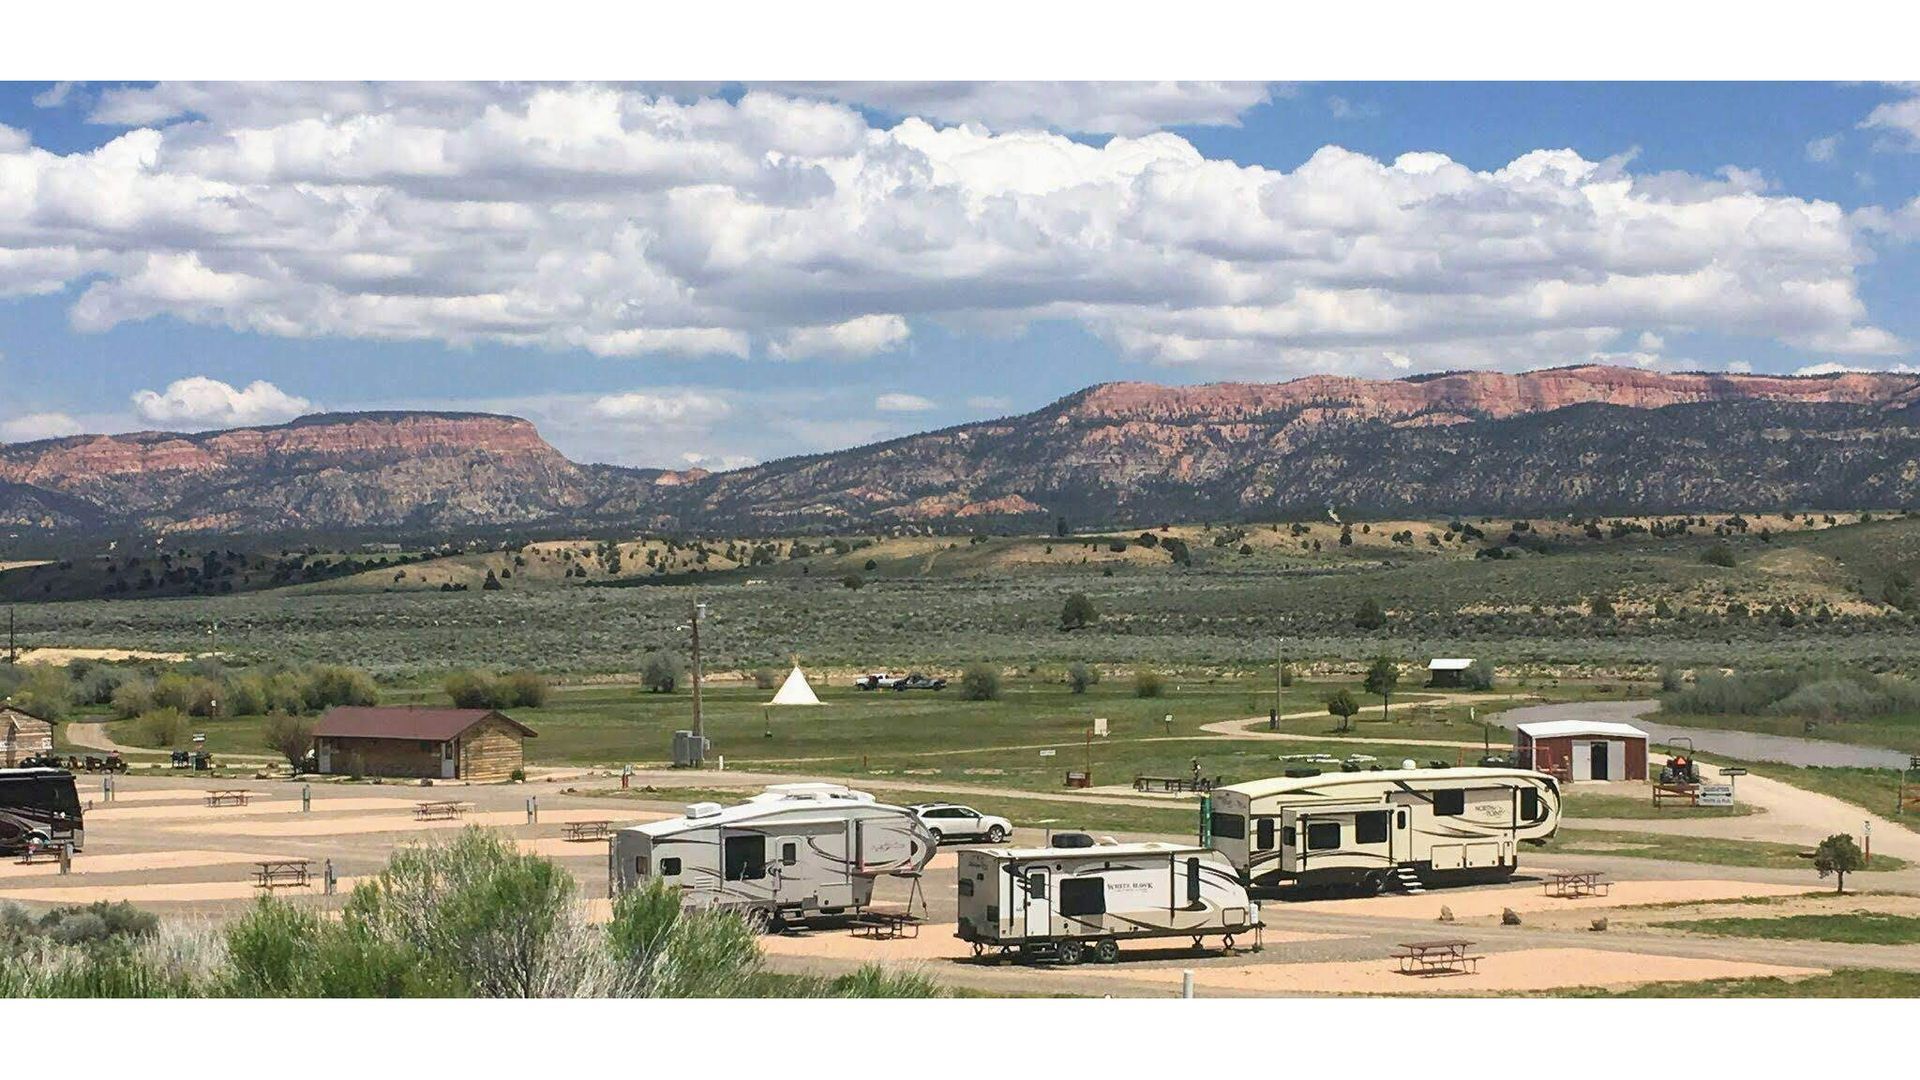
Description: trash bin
672,730,711,768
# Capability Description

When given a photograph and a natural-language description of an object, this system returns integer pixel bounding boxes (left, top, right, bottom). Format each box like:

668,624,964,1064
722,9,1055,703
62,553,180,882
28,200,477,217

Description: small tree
1133,669,1166,698
840,574,865,590
1354,598,1387,630
263,713,316,770
444,669,500,709
1060,592,1098,630
642,654,680,694
1463,659,1495,691
1701,543,1737,568
499,671,548,708
1363,656,1400,721
1067,662,1098,694
959,664,1001,701
1588,594,1616,617
1326,689,1359,733
1814,833,1866,894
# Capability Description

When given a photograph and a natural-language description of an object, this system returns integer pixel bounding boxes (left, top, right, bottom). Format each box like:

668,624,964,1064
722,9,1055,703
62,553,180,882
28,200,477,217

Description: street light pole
690,600,707,761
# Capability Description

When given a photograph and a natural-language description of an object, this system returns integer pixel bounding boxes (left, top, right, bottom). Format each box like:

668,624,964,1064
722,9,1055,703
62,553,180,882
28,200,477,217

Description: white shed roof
1428,658,1475,670
1516,719,1648,740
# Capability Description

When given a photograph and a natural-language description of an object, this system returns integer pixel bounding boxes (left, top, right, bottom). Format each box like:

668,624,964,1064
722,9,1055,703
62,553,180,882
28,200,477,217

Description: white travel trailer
611,783,936,922
1209,767,1560,894
955,842,1261,964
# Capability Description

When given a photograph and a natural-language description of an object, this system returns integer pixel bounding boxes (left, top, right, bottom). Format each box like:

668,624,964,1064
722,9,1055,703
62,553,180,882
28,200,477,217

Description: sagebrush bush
1133,669,1166,698
959,664,1001,701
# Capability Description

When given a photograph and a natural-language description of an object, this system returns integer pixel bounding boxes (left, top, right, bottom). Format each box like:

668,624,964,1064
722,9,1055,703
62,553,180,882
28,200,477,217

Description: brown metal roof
312,706,537,741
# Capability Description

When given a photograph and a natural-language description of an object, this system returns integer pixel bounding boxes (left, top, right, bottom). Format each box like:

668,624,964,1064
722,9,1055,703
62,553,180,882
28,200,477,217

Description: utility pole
6,604,15,666
689,600,708,758
1270,640,1284,731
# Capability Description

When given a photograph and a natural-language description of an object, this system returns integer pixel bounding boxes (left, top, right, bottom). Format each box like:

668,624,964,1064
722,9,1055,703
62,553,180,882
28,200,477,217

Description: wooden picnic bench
414,800,472,821
204,789,252,808
1392,939,1482,977
1133,775,1216,794
1543,870,1611,899
252,859,312,889
562,820,614,842
14,843,67,865
1652,782,1700,807
850,907,922,940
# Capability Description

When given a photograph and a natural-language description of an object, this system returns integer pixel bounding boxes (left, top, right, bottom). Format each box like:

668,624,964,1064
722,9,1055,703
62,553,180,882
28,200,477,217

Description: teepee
767,662,822,706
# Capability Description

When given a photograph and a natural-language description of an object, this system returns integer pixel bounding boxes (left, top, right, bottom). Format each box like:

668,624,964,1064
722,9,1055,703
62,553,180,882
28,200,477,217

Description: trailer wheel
1056,939,1085,965
1093,938,1120,964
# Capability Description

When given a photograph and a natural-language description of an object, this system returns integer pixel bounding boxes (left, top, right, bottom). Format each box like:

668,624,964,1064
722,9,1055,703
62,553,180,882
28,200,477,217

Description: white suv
910,803,1012,844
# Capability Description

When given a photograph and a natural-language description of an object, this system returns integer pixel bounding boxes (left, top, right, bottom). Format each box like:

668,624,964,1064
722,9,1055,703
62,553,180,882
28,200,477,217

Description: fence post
301,784,311,813
324,858,336,896
58,842,72,875
102,775,114,803
1181,970,1194,999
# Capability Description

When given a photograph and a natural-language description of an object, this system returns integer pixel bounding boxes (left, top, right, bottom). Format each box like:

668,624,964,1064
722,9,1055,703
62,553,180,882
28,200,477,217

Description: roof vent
685,802,723,819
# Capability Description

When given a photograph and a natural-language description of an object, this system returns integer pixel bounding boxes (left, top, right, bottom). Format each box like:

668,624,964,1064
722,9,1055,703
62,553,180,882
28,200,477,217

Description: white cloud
130,376,311,428
0,411,84,442
770,316,911,361
724,82,1276,136
589,389,732,425
965,395,1014,413
1806,135,1840,163
1636,331,1665,351
1862,89,1920,150
1794,361,1863,376
0,82,1903,380
874,392,935,413
30,82,73,109
1725,360,1753,374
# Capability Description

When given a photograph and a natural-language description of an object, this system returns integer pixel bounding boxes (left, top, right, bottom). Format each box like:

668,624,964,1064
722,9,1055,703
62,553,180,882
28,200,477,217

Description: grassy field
1735,762,1920,834
10,513,1920,677
1557,968,1920,998
1539,828,1910,871
1559,790,1757,820
1653,912,1920,945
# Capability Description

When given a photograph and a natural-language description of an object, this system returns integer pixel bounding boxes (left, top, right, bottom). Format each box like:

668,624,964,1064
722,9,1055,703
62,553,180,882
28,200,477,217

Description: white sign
1039,749,1056,758
1698,784,1734,806
192,733,206,744
1093,718,1109,738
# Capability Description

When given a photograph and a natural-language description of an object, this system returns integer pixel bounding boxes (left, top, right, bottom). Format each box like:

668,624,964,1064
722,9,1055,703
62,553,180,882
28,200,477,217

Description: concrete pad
1066,947,1824,996
0,849,293,880
181,808,653,838
1287,879,1814,920
0,878,359,905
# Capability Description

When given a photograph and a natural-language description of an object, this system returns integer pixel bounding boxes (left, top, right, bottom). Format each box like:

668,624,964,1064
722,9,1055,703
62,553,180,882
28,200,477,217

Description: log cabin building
312,706,535,782
1,705,55,767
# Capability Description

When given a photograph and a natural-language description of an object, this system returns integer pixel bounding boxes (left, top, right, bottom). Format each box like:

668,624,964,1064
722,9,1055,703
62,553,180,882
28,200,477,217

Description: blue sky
2,81,1918,468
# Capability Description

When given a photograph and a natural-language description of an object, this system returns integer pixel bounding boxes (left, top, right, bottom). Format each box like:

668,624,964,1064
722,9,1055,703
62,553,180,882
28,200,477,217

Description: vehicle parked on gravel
911,802,1012,843
853,673,902,690
893,672,947,691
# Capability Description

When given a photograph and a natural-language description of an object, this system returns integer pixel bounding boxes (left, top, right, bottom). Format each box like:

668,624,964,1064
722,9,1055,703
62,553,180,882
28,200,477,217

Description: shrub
840,574,864,590
303,666,379,710
1658,664,1684,692
110,679,154,721
135,708,190,749
499,671,548,708
752,668,780,690
1463,659,1495,691
1067,662,1098,694
1060,592,1097,630
444,669,499,709
1701,543,1738,568
959,664,1000,701
1353,598,1387,630
1325,689,1360,732
642,654,680,694
1132,669,1166,698
9,664,71,721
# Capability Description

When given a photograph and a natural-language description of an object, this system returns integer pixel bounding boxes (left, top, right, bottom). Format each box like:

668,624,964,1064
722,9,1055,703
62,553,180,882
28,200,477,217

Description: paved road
1502,699,1914,769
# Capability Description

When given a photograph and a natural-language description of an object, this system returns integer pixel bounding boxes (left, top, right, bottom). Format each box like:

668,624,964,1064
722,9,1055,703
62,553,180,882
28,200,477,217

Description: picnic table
1652,782,1701,807
14,843,67,865
252,859,312,889
204,789,252,808
562,820,614,842
850,907,922,940
1543,870,1611,899
1391,939,1481,977
1133,775,1216,794
414,800,472,821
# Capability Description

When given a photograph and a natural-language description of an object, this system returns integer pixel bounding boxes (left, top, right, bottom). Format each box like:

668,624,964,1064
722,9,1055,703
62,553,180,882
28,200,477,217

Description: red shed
1514,718,1648,782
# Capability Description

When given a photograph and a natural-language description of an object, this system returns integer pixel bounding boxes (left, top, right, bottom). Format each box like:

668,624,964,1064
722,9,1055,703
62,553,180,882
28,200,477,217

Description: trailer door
1016,867,1050,939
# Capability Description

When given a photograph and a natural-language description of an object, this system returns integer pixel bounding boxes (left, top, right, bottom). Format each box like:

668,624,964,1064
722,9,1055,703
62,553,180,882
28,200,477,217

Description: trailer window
723,835,766,881
781,842,798,866
1306,821,1342,850
1185,858,1201,905
958,878,974,897
1433,789,1466,817
1209,812,1245,840
1026,871,1048,900
659,857,681,877
1520,788,1541,821
1355,811,1390,845
1255,817,1275,850
1396,810,1407,829
1282,825,1296,847
1059,877,1106,917
633,857,648,878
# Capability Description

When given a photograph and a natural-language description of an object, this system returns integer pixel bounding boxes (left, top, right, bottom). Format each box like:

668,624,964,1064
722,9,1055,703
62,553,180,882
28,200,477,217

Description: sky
2,80,1919,470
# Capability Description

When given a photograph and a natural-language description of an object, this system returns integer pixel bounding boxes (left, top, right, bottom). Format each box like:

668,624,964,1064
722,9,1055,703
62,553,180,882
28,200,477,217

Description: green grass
1560,790,1757,820
1554,968,1920,998
1735,761,1920,834
1655,707,1920,756
1652,911,1920,945
1540,828,1909,871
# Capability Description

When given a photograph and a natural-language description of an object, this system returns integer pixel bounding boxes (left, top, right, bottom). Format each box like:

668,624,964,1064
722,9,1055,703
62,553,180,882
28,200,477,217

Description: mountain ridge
7,364,1920,538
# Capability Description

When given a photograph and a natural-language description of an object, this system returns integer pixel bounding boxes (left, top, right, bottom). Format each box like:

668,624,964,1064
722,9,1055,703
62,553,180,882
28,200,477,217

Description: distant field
1540,828,1909,871
1654,912,1920,945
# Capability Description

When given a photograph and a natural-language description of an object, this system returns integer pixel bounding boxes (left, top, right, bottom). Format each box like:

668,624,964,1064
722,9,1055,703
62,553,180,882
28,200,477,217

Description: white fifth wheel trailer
955,842,1261,964
611,783,936,922
1209,767,1560,894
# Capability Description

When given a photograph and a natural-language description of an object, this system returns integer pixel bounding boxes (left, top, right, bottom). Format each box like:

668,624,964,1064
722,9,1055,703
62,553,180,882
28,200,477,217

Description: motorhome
955,842,1260,964
611,783,935,922
1209,767,1559,893
0,768,84,853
